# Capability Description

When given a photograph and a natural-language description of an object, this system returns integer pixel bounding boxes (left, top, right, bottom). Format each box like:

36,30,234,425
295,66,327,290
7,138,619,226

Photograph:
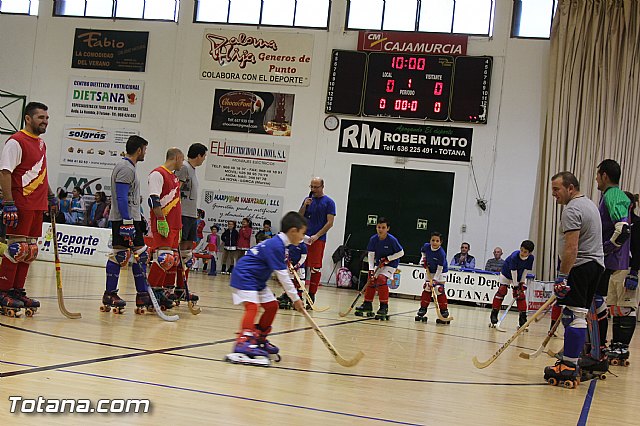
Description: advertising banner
72,28,149,72
66,76,144,122
205,140,289,187
57,172,112,197
60,125,139,169
357,31,467,56
36,223,112,267
211,89,294,136
201,190,283,234
200,29,313,86
339,119,472,162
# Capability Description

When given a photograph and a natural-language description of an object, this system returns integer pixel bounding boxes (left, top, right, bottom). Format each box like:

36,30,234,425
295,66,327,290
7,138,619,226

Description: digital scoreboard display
326,50,491,124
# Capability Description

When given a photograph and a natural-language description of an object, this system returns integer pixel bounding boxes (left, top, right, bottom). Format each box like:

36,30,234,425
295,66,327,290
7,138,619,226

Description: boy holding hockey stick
416,231,450,324
225,212,306,366
489,240,535,329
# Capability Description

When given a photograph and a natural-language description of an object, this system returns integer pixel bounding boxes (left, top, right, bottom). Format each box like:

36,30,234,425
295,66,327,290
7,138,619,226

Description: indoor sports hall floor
1,261,638,425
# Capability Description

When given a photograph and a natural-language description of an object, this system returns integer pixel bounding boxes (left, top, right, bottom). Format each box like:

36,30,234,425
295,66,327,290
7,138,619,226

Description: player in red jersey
147,148,184,309
0,102,58,316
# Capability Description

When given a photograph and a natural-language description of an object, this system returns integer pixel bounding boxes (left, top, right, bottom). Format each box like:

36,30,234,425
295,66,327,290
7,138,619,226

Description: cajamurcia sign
200,29,314,86
72,28,149,72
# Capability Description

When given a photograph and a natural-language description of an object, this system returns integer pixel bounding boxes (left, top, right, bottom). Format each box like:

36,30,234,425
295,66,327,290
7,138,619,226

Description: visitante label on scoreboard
338,119,472,163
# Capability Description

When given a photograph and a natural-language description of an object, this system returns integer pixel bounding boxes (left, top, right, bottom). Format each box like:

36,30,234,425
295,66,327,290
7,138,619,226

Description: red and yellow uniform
149,165,182,248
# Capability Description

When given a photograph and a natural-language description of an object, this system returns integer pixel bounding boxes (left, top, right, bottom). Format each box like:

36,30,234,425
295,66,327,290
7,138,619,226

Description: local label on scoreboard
325,50,491,124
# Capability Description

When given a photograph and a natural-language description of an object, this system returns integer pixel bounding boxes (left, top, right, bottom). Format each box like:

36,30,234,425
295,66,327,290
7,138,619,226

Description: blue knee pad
105,258,122,292
131,246,149,292
562,306,587,360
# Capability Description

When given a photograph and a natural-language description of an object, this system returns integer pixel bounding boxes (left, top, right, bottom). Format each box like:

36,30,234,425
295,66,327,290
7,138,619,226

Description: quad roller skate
436,309,451,325
375,303,390,321
607,343,630,367
355,301,374,317
12,289,40,317
255,325,281,362
100,290,126,314
0,290,24,317
225,330,271,366
489,308,499,328
544,360,581,389
171,288,199,306
153,288,175,311
277,292,292,310
415,306,428,322
134,291,155,315
579,354,609,381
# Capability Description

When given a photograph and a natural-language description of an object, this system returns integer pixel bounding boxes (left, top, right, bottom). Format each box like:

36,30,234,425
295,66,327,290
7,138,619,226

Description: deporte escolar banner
338,119,472,162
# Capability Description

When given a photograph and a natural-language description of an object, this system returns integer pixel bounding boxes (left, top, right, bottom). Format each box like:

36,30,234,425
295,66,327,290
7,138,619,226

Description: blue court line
0,360,422,425
577,379,597,425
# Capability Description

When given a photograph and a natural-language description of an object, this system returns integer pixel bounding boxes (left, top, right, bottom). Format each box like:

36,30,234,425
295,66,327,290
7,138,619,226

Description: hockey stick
288,262,329,312
299,306,364,367
50,215,82,319
129,241,179,322
519,316,562,359
425,269,454,322
495,297,517,332
472,295,556,369
338,266,381,317
176,249,201,315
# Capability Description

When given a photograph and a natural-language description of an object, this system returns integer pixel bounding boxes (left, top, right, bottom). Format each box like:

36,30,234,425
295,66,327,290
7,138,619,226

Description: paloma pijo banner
200,29,313,86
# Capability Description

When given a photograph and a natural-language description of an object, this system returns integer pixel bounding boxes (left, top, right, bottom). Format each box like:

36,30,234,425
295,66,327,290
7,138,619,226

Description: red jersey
149,166,182,229
7,130,48,211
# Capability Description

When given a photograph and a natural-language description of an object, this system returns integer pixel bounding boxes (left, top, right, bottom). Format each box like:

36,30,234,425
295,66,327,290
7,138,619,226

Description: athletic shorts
111,220,146,248
607,269,639,308
561,261,604,309
6,210,44,238
181,216,197,242
306,240,326,268
152,228,180,249
596,268,614,296
231,288,276,305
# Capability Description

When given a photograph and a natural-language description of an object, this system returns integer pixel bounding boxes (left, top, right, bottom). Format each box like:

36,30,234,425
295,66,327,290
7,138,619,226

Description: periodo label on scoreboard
363,54,453,120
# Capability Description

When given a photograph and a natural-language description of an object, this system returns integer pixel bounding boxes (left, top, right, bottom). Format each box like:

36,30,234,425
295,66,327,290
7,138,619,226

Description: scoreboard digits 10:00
325,50,491,124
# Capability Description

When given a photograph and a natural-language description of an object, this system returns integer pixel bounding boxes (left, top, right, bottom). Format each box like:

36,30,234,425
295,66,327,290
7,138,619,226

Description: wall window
194,0,331,29
511,0,556,39
53,0,179,21
0,0,39,15
346,0,494,36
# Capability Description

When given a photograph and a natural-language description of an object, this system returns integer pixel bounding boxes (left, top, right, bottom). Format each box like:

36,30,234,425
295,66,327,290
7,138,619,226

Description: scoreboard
326,50,491,124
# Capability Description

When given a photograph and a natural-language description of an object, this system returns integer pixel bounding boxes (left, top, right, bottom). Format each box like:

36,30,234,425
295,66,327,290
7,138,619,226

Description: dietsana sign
338,119,472,163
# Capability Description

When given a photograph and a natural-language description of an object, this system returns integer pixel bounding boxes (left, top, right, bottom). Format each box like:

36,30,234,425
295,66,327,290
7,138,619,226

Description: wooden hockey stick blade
495,324,507,332
472,295,556,369
51,216,82,319
188,301,201,315
57,286,81,319
431,288,454,322
494,298,516,331
300,308,364,367
519,316,562,359
146,284,179,322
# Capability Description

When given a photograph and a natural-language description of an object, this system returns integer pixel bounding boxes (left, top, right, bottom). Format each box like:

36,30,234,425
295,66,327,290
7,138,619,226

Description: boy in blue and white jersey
416,232,450,323
226,212,306,366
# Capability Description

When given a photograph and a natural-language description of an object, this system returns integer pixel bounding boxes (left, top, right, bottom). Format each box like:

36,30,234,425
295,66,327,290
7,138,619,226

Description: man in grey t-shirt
174,143,207,298
544,171,605,386
102,135,150,313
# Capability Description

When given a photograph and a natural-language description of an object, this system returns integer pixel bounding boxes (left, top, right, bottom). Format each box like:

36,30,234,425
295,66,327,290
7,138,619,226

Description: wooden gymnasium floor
1,261,639,425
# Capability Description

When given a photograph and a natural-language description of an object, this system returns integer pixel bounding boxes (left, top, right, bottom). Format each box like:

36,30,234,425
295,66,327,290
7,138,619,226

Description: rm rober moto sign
357,31,468,56
200,29,314,86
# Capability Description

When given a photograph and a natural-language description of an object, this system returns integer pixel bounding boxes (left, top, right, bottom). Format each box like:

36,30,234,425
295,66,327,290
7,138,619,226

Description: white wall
0,0,549,280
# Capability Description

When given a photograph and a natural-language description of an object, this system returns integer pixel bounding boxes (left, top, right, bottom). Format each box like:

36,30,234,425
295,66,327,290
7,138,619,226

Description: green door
344,164,454,263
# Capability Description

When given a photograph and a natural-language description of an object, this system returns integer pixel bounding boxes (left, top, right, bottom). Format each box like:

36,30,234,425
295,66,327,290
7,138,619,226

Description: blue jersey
367,233,403,268
302,195,336,242
230,233,288,291
420,244,448,274
287,242,307,265
501,250,534,282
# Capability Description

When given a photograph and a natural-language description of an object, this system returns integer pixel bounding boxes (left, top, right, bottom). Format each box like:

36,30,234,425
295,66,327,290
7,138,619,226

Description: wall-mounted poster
60,125,139,169
66,76,144,122
201,190,284,234
72,28,149,72
211,89,294,136
205,140,289,187
200,29,313,86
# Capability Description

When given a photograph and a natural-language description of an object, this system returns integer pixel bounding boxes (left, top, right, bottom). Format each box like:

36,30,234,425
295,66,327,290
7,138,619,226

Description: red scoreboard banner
358,31,468,56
